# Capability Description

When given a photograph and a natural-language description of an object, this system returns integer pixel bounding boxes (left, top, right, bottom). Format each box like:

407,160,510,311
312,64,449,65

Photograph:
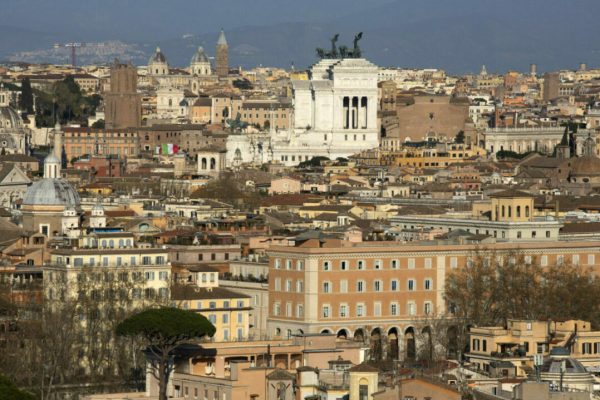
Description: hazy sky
2,0,599,73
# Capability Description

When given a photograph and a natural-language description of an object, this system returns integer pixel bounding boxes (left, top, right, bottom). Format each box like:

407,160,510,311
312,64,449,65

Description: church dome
149,47,167,64
23,179,80,207
191,46,209,64
0,106,22,129
44,152,59,164
570,156,600,177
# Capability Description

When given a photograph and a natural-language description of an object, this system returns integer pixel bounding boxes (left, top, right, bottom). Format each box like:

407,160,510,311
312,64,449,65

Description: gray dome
191,46,209,64
541,356,588,374
44,153,59,164
0,106,22,129
23,179,80,207
149,47,167,64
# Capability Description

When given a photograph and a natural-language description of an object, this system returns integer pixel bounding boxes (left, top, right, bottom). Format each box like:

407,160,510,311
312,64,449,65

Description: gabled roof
267,369,295,380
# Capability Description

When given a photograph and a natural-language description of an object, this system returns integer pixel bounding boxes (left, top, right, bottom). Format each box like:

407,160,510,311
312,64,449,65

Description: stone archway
337,329,349,339
388,327,399,361
447,325,459,359
405,327,416,361
353,328,365,343
370,328,383,361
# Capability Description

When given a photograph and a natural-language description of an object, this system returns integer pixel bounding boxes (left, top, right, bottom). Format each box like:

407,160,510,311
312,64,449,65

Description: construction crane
53,42,84,67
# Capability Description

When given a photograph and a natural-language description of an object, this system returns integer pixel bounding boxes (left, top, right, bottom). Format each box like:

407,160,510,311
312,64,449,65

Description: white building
224,57,381,167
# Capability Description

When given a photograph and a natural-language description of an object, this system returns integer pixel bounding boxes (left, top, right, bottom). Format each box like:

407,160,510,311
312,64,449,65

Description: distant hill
2,0,600,73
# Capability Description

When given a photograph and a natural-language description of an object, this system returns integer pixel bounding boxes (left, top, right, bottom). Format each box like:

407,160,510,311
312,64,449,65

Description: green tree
19,78,34,114
298,156,329,168
116,308,215,400
91,119,105,128
455,130,465,144
0,375,35,400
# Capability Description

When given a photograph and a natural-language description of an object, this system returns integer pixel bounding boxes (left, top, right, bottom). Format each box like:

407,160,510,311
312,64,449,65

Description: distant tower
480,65,488,76
579,63,587,72
530,63,537,77
105,60,141,129
90,200,107,228
216,29,229,78
53,122,62,164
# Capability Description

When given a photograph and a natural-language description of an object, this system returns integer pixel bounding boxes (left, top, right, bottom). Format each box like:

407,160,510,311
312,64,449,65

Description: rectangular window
237,313,243,323
408,279,415,291
323,261,330,271
323,281,331,293
588,254,595,265
541,255,548,266
274,278,281,291
274,259,281,269
374,302,381,317
424,279,432,290
572,254,580,265
339,304,347,317
340,260,348,271
357,260,364,270
424,258,432,269
390,303,398,316
374,280,382,292
408,258,415,269
391,259,399,269
322,305,330,318
285,260,292,270
356,304,365,317
424,302,432,315
340,280,348,293
407,302,416,316
450,257,458,269
357,281,364,292
391,279,398,291
374,260,382,270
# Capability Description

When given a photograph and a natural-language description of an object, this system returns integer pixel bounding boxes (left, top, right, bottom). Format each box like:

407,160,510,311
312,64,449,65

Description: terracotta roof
489,188,533,198
348,363,379,373
170,285,250,300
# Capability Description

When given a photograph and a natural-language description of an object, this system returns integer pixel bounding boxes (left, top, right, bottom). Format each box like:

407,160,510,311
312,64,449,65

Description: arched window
201,158,207,170
210,157,216,170
502,205,505,217
508,206,512,218
525,206,530,218
516,206,521,218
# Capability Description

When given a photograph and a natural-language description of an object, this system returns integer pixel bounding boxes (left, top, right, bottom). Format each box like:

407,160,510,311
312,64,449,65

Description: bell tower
216,29,229,78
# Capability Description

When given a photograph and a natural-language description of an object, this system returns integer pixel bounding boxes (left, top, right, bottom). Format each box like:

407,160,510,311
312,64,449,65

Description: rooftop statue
316,32,363,59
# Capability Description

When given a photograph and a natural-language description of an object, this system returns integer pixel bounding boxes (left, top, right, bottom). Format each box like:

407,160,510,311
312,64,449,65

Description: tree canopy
298,156,329,168
445,249,600,329
117,308,215,400
455,130,465,144
116,307,216,341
